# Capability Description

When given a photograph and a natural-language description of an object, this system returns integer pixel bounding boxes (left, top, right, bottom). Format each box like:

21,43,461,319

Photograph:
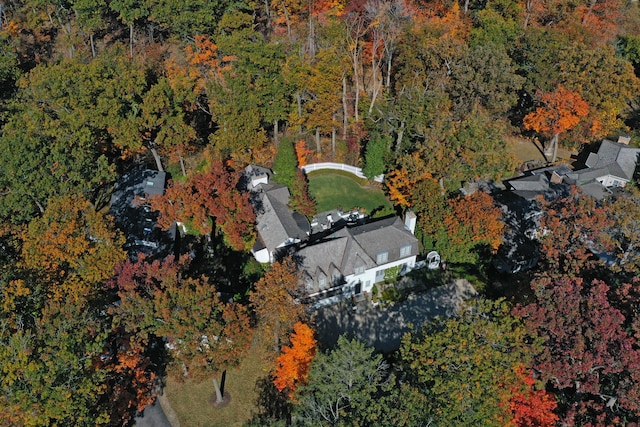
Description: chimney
618,135,631,145
251,173,269,188
404,210,417,235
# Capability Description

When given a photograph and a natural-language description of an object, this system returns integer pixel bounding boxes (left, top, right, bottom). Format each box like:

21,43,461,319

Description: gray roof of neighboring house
577,139,640,182
506,174,549,192
577,180,608,200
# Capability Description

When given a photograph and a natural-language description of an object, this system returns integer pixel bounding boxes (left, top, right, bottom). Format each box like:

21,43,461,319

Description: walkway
312,279,477,353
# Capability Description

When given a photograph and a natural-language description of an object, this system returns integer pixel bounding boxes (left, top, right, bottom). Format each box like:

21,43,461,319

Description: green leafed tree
293,336,392,426
0,296,112,426
362,132,391,180
111,255,253,404
400,299,537,426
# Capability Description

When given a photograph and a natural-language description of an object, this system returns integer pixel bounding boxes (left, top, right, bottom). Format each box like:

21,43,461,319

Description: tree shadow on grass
245,375,292,426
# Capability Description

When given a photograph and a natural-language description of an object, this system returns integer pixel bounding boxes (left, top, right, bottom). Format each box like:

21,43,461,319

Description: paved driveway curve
134,399,172,427
313,279,477,353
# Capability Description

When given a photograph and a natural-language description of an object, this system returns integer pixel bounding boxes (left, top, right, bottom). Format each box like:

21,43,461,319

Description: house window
355,266,365,275
400,244,412,258
375,269,385,282
376,252,388,264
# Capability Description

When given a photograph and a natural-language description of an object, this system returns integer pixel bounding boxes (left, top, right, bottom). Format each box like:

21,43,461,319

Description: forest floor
509,136,576,165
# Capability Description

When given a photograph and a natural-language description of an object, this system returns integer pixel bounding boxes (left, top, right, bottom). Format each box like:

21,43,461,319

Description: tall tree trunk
274,119,279,148
524,0,534,28
149,146,164,172
315,128,321,153
342,76,348,139
90,33,96,58
395,121,405,153
213,376,224,404
353,68,360,123
464,0,470,13
386,52,392,88
280,0,292,37
263,0,271,30
179,154,186,176
552,133,559,163
331,126,336,157
129,23,134,58
544,133,559,163
307,15,316,58
296,93,303,132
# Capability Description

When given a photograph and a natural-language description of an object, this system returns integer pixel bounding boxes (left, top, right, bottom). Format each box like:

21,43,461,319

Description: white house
296,214,419,307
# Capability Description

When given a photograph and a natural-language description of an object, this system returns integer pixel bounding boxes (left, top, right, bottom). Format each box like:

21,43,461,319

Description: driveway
312,279,477,353
134,400,171,427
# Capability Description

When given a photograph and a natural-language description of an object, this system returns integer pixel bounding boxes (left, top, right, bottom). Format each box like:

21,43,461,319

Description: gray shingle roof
297,216,419,293
577,139,640,182
255,185,310,253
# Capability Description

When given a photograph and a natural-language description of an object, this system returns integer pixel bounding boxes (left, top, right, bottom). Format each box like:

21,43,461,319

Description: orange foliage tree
508,365,558,427
523,85,589,162
273,322,317,398
150,161,255,251
294,140,314,167
250,257,308,352
21,194,126,299
446,190,505,254
386,168,420,207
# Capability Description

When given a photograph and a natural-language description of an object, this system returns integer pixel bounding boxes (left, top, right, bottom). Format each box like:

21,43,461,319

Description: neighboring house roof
504,165,572,201
254,183,310,254
109,169,173,260
244,165,310,258
297,216,419,294
574,139,640,182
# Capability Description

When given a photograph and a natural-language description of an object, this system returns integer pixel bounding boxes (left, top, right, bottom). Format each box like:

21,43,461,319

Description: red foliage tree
514,277,640,425
446,190,505,253
538,186,614,276
150,161,255,251
110,255,254,404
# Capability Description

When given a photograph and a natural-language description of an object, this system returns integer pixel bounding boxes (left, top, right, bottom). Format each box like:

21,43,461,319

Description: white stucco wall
597,174,628,188
344,255,417,294
252,248,270,264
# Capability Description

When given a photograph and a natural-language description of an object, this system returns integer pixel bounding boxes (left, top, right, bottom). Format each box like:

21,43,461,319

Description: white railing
301,162,384,183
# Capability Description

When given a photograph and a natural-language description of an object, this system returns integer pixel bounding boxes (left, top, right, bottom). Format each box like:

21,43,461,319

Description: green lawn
308,173,392,215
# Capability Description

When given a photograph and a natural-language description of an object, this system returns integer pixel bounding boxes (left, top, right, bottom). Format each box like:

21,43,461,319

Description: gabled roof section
577,139,640,182
349,216,418,261
255,184,310,253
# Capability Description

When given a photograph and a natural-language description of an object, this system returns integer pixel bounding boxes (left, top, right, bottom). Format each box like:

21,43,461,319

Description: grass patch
307,168,369,186
307,173,392,215
164,340,272,427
